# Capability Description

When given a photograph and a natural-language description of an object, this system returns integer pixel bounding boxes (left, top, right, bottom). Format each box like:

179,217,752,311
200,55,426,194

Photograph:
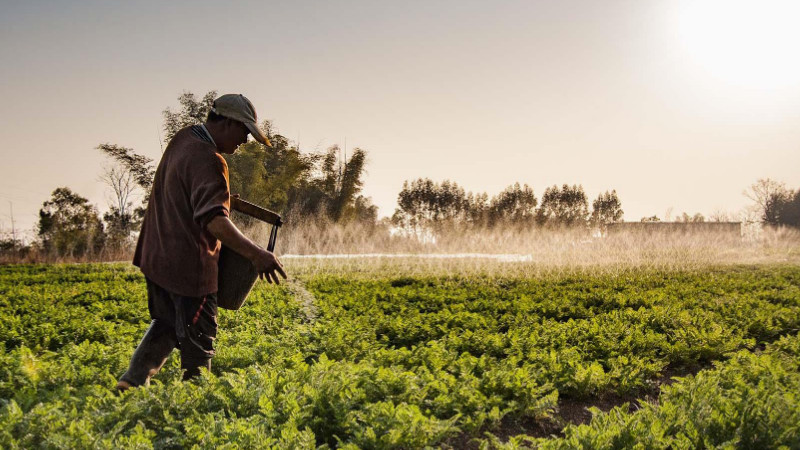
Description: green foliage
37,187,105,257
162,91,217,143
589,190,623,231
541,335,800,449
392,178,471,232
95,145,153,250
745,177,795,226
488,183,538,228
1,264,799,447
103,206,141,251
96,144,155,196
283,145,376,224
394,179,562,233
767,188,800,228
537,184,589,228
225,134,317,215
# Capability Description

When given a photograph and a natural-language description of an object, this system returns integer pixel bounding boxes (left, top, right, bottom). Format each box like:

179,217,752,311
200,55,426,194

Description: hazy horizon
2,0,799,240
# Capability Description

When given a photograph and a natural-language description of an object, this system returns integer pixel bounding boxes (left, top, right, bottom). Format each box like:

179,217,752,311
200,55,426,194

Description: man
117,94,287,391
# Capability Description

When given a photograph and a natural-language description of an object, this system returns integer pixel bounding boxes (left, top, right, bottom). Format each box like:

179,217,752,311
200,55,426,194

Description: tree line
391,179,623,234
2,91,797,260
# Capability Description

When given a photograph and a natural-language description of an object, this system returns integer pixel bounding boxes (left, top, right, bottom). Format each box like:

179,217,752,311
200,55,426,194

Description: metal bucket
215,198,283,311
216,245,258,310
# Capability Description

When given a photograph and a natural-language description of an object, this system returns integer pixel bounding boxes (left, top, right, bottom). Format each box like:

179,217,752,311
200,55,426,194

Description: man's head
205,94,271,154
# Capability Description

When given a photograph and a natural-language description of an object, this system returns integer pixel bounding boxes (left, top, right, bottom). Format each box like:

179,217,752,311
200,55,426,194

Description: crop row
530,332,800,449
0,263,799,448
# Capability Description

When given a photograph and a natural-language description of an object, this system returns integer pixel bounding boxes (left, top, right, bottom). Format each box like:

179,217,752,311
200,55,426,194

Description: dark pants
120,278,218,386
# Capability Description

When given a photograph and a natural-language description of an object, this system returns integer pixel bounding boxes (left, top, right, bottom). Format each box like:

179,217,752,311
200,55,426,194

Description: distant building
606,222,742,238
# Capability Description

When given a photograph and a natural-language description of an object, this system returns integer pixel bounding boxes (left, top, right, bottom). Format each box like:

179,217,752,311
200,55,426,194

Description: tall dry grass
0,244,134,265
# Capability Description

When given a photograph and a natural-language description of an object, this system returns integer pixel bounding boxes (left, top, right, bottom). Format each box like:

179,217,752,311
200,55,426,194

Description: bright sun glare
676,0,800,90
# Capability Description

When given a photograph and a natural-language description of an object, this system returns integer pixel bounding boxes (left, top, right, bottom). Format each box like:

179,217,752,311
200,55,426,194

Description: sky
1,0,799,240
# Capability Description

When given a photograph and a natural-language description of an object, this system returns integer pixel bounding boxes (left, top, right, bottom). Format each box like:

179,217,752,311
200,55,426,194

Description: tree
640,215,660,222
393,178,436,233
536,184,589,228
96,144,155,194
329,147,368,222
780,190,800,228
393,179,425,232
765,188,800,228
351,195,379,225
465,191,489,227
279,144,376,224
433,180,468,225
744,178,790,224
96,144,154,240
99,164,141,249
226,132,317,217
38,187,105,257
162,91,218,142
392,178,470,233
590,190,623,230
488,183,537,227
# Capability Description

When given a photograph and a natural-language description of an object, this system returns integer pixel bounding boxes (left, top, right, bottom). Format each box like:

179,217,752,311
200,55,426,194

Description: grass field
1,259,800,448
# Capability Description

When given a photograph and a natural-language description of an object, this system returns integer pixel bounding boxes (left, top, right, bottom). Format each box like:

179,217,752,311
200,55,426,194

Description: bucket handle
231,197,283,252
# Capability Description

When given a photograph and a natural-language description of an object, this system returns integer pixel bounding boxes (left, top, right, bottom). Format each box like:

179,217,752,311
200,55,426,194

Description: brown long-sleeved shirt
133,126,230,297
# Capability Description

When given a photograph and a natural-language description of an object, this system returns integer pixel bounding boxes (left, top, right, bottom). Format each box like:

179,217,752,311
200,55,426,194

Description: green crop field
1,262,800,449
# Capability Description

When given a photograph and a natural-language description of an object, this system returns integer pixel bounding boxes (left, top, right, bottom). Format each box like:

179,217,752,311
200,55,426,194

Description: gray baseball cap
211,94,272,147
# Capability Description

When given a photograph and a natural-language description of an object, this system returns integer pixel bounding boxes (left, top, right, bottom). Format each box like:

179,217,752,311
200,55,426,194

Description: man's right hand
207,215,289,284
251,248,287,284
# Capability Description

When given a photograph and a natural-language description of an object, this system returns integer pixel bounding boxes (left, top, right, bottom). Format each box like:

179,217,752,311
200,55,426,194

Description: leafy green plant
1,263,799,448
